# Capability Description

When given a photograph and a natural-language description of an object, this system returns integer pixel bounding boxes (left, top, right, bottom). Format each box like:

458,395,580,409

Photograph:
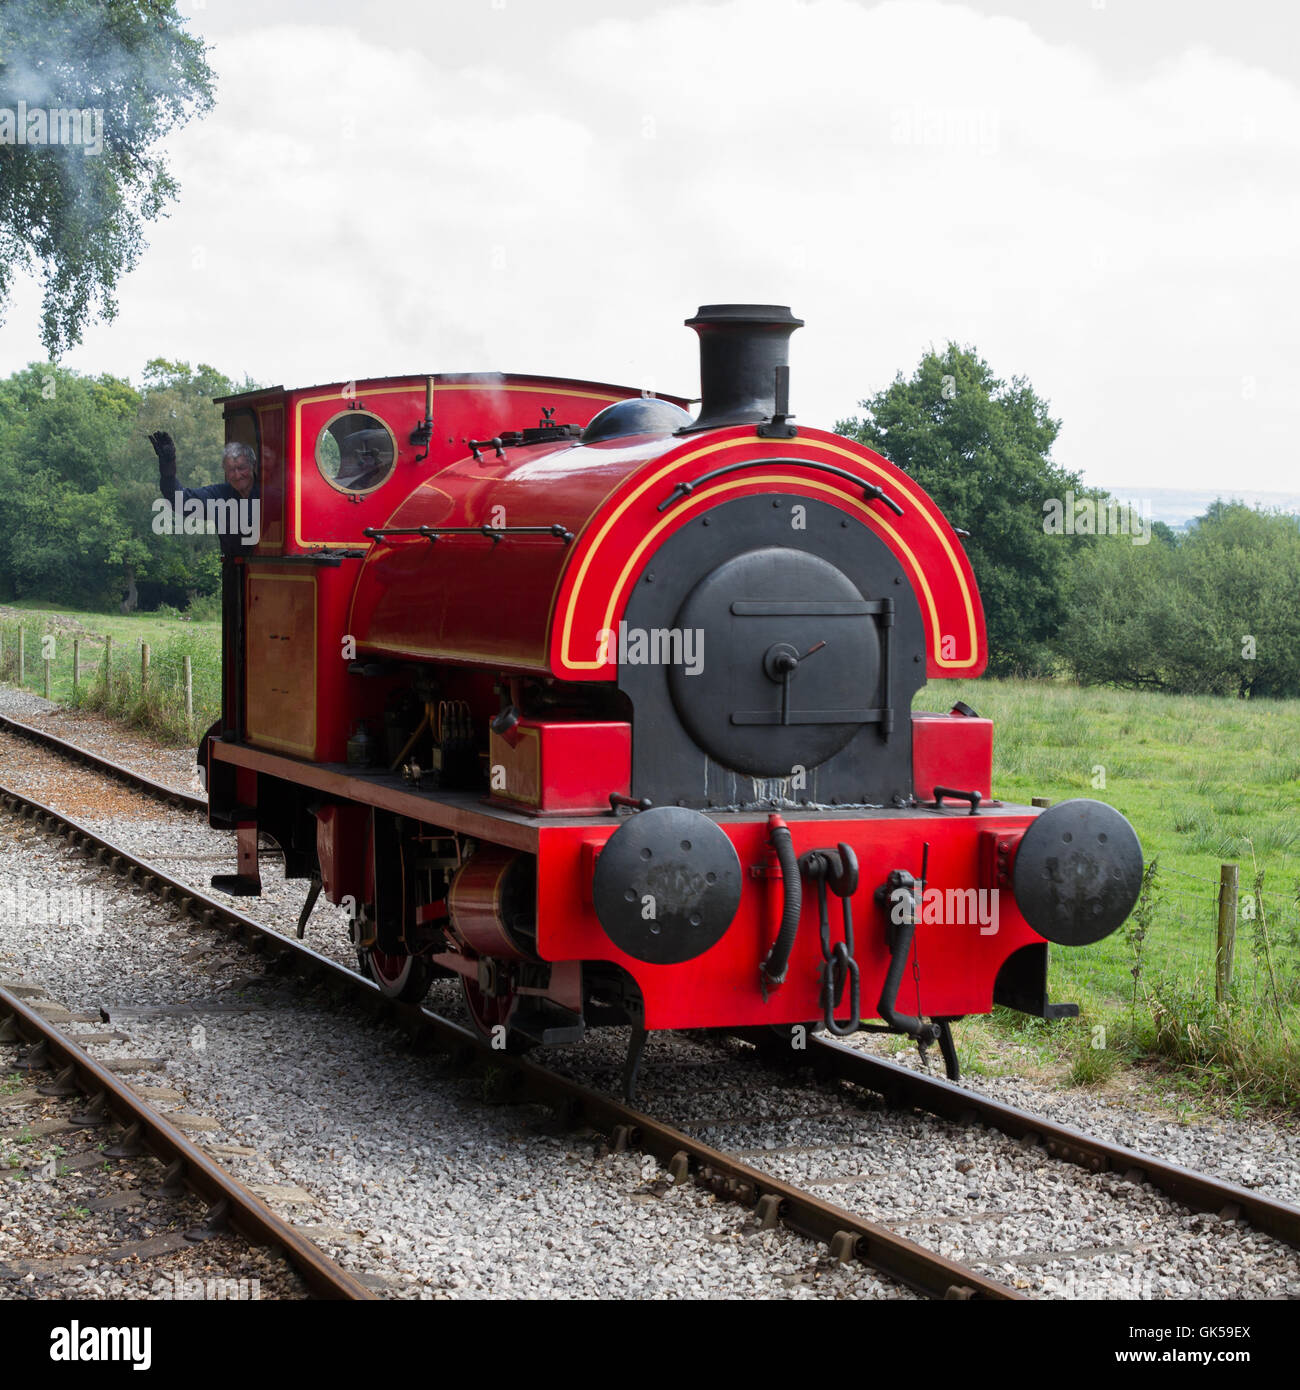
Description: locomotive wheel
460,975,535,1054
362,946,435,1003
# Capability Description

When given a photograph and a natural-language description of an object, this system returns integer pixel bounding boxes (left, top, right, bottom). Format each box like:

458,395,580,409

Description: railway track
0,984,371,1299
0,712,206,816
2,712,1298,1300
609,1034,1300,1296
0,759,1010,1299
800,1035,1300,1249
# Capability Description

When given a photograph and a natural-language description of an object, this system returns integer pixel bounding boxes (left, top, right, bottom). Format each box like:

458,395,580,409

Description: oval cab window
315,411,397,494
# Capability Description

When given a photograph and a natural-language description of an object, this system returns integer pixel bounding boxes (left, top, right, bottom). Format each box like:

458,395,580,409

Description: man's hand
148,430,176,473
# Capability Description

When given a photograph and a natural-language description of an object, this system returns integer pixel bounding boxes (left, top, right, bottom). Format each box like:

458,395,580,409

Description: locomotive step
509,1000,586,1047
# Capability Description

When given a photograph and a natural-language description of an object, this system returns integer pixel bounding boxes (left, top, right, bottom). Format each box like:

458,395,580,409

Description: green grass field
923,678,1300,991
922,678,1300,1107
927,678,1300,872
0,600,221,743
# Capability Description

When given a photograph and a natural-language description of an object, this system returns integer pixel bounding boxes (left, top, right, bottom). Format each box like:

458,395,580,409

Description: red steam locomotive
203,305,1141,1089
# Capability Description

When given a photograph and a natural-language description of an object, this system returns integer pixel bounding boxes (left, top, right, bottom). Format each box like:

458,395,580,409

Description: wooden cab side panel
245,571,318,757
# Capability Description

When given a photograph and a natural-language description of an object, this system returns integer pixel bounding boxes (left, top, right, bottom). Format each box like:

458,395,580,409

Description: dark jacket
159,470,261,558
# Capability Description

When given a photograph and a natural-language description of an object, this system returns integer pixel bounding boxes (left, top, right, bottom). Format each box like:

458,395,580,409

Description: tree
0,365,140,606
1056,531,1192,691
0,356,242,610
837,344,1094,675
6,473,149,607
0,0,214,356
1177,506,1300,698
0,363,138,491
117,357,240,610
1058,505,1300,698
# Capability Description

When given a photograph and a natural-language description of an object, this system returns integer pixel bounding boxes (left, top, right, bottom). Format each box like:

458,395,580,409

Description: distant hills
1094,486,1300,532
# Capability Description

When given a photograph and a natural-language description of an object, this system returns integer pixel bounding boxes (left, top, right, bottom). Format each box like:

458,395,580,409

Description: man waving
150,431,260,555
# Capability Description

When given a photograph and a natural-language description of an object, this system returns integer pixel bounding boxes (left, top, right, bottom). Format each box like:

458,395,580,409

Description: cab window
315,411,396,494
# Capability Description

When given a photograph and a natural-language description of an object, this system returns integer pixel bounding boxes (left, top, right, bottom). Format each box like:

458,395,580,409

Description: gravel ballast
0,805,907,1299
2,682,1297,1300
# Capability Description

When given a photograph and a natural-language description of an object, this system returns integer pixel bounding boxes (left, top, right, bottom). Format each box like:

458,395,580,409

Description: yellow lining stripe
292,381,625,549
293,386,418,549
557,435,979,670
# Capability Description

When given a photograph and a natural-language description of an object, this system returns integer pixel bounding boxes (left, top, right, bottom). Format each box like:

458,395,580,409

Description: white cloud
2,0,1296,491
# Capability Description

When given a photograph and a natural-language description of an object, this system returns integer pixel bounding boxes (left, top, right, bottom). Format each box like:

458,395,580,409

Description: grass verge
0,602,220,744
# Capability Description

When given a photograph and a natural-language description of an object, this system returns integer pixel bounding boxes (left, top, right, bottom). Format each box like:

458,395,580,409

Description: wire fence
0,618,218,744
1053,860,1300,1018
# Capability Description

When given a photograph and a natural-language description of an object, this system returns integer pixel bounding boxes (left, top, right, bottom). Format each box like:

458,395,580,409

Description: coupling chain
801,844,861,1037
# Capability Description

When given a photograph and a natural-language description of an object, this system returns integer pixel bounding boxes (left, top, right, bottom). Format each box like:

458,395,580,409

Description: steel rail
797,1034,1300,1252
0,776,1016,1301
0,712,207,815
0,986,373,1301
0,780,341,972
6,742,1299,1276
499,1052,1018,1300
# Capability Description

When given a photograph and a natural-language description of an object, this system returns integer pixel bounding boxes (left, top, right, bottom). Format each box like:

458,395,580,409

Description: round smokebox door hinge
592,807,742,965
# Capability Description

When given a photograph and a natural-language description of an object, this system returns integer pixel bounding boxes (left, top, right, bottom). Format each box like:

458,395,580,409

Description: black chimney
679,304,804,434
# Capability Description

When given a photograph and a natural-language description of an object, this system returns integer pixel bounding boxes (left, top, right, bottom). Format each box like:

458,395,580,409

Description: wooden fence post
18,627,24,684
43,654,50,699
1032,797,1053,809
73,638,80,698
103,634,113,687
184,654,193,722
1216,863,1238,1003
141,642,150,693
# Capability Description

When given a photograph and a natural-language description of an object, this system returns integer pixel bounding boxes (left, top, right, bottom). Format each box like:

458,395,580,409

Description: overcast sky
4,0,1297,492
